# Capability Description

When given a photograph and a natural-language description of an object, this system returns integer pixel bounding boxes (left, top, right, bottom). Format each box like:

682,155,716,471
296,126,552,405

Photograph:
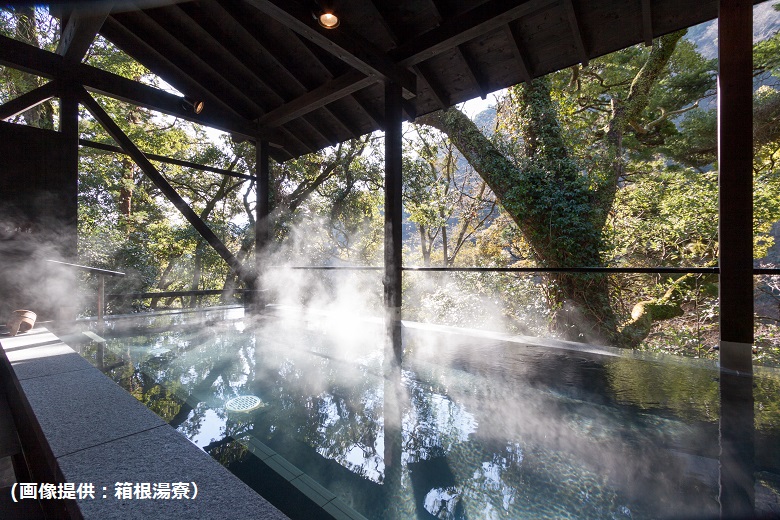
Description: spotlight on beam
181,97,204,114
317,10,339,28
313,1,339,29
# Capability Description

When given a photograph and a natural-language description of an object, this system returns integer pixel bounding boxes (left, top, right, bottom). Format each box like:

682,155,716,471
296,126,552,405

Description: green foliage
607,164,719,267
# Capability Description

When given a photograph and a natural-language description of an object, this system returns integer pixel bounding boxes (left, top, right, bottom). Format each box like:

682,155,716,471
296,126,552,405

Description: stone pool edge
0,326,290,520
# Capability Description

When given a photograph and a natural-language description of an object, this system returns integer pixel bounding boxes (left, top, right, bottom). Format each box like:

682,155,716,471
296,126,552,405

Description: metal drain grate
225,395,264,413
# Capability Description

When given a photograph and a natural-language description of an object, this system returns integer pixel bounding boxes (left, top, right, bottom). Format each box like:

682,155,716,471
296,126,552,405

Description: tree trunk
418,84,618,343
415,33,683,345
419,225,431,267
119,158,134,218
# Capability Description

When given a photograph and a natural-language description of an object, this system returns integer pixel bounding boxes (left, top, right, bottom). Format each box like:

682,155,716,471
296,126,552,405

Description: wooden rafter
155,3,345,149
193,0,348,151
351,97,383,128
278,125,315,155
259,71,374,127
245,0,416,96
198,0,554,137
114,9,263,117
503,24,532,84
194,0,294,94
298,116,337,147
150,4,281,110
0,81,59,121
56,4,112,61
395,0,554,67
416,65,449,109
202,0,361,147
367,0,448,110
563,0,589,66
455,46,487,100
427,0,487,100
99,18,242,118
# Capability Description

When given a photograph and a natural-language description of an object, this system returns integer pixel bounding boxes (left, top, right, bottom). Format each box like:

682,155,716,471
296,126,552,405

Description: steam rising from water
0,207,84,322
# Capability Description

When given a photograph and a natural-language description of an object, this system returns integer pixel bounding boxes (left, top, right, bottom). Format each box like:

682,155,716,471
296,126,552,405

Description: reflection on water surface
70,308,780,519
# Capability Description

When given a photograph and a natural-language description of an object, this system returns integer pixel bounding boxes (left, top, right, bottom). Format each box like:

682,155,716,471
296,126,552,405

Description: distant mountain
686,2,779,59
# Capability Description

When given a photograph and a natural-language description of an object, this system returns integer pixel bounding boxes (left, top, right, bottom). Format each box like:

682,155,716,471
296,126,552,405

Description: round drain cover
225,395,264,413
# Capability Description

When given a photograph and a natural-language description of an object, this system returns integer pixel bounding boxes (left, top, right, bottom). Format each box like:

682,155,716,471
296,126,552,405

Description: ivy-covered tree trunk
417,32,684,346
419,81,618,343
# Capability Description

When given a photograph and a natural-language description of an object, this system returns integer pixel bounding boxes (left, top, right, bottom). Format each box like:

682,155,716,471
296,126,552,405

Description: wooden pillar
717,2,755,517
384,81,403,368
718,0,753,373
252,139,270,309
256,140,270,262
383,81,405,515
60,84,79,261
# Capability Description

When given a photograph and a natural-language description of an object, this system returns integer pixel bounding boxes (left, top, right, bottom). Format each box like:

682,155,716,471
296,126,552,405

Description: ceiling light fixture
181,97,204,114
317,10,339,28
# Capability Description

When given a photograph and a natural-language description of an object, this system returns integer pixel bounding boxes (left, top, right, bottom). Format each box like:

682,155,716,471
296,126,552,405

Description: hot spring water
70,307,780,519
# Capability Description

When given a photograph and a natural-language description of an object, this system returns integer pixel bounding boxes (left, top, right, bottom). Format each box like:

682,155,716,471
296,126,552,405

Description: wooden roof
55,1,727,161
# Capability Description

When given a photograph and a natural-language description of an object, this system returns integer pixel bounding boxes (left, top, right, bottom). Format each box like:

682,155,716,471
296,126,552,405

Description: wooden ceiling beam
150,4,281,110
641,0,654,46
0,81,59,121
563,0,589,66
244,0,416,96
396,0,554,67
100,17,239,117
259,70,375,127
427,0,487,100
503,24,532,84
113,10,263,117
416,64,449,109
351,96,383,128
56,4,112,62
456,47,488,100
0,33,280,144
368,0,448,111
210,0,363,146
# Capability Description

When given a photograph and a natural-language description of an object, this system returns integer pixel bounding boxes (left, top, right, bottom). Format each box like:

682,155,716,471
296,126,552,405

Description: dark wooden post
60,84,79,261
718,0,753,372
383,80,404,515
97,274,105,322
254,139,270,309
256,140,270,262
384,81,403,368
717,1,755,517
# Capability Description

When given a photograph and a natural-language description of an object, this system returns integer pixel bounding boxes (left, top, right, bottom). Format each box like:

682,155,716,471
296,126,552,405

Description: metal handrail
107,289,259,300
46,260,125,320
270,265,780,274
403,266,720,273
45,259,126,277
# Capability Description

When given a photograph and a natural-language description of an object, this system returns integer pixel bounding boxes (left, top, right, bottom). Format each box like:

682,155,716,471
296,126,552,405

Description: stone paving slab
18,367,166,458
0,326,289,519
6,342,93,381
57,425,289,520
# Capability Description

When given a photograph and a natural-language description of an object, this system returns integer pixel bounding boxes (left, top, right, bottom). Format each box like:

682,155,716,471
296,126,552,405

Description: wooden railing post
97,274,105,322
